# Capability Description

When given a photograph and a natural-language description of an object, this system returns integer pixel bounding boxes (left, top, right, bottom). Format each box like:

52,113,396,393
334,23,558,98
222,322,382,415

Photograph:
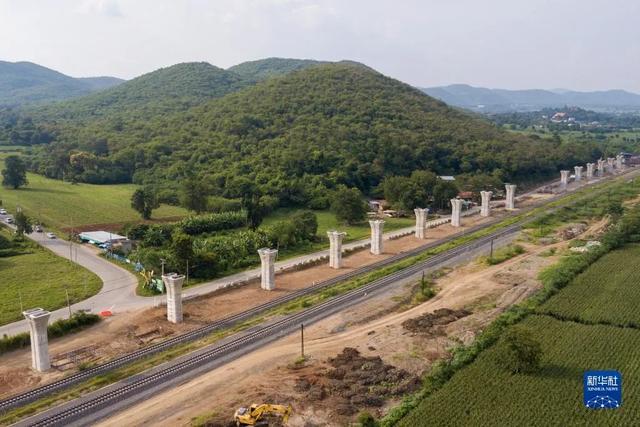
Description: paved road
0,226,141,337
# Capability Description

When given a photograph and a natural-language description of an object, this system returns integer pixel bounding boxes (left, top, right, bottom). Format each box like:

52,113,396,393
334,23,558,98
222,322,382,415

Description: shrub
0,312,100,355
179,211,246,235
358,411,380,427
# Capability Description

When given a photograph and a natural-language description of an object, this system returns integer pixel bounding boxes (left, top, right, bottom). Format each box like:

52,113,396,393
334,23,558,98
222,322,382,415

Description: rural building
79,231,128,245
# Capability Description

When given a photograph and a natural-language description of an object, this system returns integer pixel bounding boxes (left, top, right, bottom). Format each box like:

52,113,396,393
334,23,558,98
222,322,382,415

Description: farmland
0,229,101,326
397,315,640,426
540,244,640,326
396,240,640,426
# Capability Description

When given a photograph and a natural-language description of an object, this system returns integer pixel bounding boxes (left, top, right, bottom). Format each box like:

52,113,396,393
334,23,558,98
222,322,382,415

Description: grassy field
397,243,640,426
0,229,102,326
540,244,640,326
263,208,415,242
0,172,187,233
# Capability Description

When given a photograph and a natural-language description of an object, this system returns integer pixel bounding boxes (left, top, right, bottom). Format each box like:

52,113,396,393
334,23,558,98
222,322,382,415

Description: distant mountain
227,57,325,82
422,84,640,112
0,61,123,106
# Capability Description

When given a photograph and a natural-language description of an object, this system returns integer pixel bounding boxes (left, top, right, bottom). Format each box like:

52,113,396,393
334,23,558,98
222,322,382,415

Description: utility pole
300,323,305,359
186,260,189,286
161,258,166,277
65,286,72,318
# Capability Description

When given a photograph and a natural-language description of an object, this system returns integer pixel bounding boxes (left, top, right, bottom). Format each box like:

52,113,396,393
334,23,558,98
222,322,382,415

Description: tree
497,328,543,374
242,193,269,230
433,180,460,211
331,186,367,225
180,176,209,214
291,210,318,241
2,155,27,189
131,187,159,219
14,211,33,236
172,231,194,268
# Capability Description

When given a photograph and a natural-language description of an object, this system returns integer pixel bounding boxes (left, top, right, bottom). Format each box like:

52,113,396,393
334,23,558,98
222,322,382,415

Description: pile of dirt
294,348,421,416
401,308,471,335
559,223,587,240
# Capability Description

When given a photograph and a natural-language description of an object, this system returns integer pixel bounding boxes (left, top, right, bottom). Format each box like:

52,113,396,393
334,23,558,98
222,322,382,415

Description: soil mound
401,308,471,334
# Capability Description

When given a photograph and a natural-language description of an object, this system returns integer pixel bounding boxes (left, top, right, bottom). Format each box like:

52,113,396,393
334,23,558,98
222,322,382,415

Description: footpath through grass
0,230,101,326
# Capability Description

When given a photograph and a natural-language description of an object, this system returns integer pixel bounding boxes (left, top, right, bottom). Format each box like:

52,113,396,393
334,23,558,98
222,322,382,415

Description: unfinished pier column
505,184,517,210
414,208,428,239
480,191,492,217
163,273,185,323
597,159,606,176
23,308,51,372
560,170,570,188
258,248,278,290
574,166,583,182
586,163,595,180
450,199,463,227
327,231,346,269
616,155,624,169
607,157,615,171
369,220,385,255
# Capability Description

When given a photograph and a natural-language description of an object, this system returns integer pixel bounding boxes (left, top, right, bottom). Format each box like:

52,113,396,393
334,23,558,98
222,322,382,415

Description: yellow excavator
234,403,293,426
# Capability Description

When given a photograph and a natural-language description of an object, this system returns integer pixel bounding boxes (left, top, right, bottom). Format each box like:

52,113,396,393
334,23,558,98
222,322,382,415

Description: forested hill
33,62,248,121
25,61,598,203
0,60,123,106
228,57,325,82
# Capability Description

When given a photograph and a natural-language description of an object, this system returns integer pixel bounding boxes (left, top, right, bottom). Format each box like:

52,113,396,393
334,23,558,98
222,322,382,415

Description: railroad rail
18,217,527,427
4,168,637,425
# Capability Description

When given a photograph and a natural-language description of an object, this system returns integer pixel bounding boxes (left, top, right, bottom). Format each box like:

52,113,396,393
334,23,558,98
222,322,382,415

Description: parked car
35,225,43,232
46,232,56,239
5,217,13,224
0,208,6,215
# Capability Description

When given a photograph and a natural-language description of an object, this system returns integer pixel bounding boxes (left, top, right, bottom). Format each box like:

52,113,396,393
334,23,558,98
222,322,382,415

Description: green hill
34,62,247,121
25,61,598,200
228,57,325,82
0,60,123,106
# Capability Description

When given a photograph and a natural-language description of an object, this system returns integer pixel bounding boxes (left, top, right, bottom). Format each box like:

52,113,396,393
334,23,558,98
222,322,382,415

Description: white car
46,232,56,239
5,217,13,224
0,209,6,215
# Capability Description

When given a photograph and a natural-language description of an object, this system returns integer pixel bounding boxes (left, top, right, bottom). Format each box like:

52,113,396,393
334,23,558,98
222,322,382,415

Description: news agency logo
584,370,622,409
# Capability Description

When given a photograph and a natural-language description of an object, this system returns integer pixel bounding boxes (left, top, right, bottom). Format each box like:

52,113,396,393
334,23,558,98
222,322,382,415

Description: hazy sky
1,0,638,92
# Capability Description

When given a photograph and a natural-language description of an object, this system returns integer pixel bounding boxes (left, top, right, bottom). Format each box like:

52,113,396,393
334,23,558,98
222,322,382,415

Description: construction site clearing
0,196,544,398
84,216,611,426
0,192,567,414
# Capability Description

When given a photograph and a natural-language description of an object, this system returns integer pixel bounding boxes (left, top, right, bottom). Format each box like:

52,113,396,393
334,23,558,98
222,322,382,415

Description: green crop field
398,315,640,426
0,171,187,233
540,244,640,326
397,243,640,426
0,230,102,326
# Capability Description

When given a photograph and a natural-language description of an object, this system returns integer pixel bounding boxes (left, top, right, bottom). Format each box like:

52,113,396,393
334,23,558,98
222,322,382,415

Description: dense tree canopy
1,61,601,212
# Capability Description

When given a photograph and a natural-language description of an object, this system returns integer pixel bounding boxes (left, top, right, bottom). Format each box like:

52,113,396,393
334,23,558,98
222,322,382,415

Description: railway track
18,217,526,427
4,169,637,425
0,209,508,414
